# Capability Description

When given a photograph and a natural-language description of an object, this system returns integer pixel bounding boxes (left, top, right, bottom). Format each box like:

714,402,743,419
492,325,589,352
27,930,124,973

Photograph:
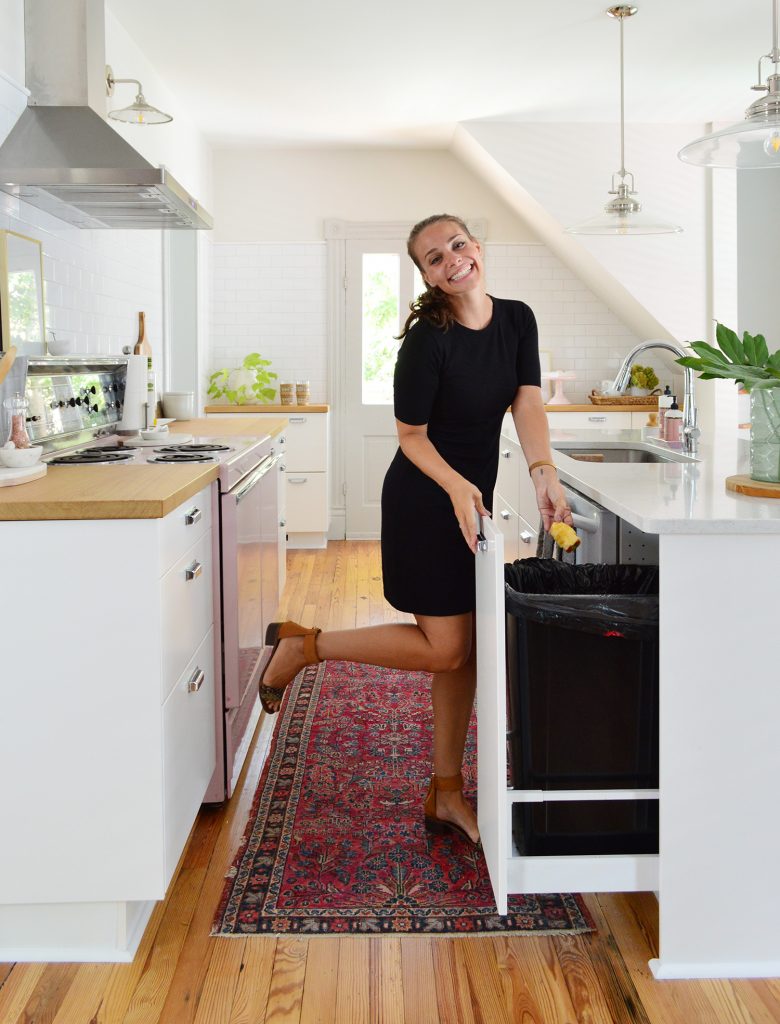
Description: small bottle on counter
146,358,156,428
664,398,683,444
657,385,673,440
3,393,31,448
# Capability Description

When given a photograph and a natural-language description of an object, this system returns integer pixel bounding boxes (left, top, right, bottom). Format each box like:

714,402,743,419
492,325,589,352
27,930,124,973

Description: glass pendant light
105,65,173,125
679,0,780,168
568,6,682,235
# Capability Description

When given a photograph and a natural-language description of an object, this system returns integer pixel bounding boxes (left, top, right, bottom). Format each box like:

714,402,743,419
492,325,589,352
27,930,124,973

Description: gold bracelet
528,460,557,476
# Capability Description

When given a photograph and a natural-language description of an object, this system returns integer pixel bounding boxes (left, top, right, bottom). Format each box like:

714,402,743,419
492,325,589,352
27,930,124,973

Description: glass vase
750,389,780,483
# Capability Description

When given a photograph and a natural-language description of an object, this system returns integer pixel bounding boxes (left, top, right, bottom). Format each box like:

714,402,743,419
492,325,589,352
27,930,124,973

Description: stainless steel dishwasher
560,483,658,565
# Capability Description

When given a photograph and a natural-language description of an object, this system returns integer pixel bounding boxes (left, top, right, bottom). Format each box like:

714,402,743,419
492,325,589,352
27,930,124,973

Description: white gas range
26,358,283,802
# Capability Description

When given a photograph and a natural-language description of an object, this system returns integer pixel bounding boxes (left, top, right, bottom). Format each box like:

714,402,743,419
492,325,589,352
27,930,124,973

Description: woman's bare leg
427,614,480,843
261,614,472,688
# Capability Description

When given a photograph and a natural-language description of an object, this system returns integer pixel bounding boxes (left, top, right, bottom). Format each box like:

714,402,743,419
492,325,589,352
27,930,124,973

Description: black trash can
504,558,659,857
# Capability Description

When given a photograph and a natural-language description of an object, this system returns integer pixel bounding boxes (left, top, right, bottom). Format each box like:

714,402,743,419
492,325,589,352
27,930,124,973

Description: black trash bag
503,557,658,640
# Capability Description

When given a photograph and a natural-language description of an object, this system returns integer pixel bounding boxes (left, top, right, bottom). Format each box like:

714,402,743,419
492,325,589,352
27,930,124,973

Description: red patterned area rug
212,661,594,937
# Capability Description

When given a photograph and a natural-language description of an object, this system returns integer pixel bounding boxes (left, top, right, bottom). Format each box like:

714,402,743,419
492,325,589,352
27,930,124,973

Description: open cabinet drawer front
475,516,510,915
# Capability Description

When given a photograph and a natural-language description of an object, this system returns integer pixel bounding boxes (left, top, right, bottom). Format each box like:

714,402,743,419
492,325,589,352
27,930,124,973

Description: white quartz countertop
550,427,780,534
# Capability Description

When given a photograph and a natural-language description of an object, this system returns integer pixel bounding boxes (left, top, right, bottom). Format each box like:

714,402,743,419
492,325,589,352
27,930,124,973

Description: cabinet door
286,472,328,531
494,492,520,564
160,531,214,701
162,628,216,886
475,516,509,915
281,413,328,470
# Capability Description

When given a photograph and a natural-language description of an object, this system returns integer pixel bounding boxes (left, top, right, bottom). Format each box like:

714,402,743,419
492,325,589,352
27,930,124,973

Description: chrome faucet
612,340,700,455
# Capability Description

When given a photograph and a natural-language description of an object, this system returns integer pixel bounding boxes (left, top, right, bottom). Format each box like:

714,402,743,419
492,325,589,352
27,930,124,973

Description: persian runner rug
213,661,594,936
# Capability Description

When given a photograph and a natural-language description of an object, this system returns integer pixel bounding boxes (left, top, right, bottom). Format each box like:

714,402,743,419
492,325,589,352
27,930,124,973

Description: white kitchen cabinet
0,483,218,962
494,492,537,564
475,516,659,913
497,422,542,534
207,409,330,549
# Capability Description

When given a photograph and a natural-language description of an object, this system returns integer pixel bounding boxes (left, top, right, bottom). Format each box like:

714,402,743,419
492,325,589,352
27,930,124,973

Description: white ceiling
109,0,775,146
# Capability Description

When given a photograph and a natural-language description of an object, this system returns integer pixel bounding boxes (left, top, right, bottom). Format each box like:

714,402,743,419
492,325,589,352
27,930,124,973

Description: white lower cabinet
285,470,328,532
546,411,633,429
0,483,217,962
494,492,537,564
162,627,216,886
475,517,659,913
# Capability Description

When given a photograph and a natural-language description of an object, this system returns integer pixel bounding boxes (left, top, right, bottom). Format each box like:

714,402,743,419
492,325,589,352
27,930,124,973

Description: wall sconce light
105,65,173,125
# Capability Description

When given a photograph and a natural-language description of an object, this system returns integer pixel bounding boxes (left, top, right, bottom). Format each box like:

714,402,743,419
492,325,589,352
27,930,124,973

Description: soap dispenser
658,385,673,440
664,397,683,444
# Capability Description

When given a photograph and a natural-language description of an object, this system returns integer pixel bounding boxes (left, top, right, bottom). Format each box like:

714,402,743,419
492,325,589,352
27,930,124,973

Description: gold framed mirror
0,229,46,356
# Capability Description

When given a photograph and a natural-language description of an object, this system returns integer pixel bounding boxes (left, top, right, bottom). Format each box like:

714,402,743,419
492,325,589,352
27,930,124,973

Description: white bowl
0,445,43,468
140,427,169,440
47,339,74,356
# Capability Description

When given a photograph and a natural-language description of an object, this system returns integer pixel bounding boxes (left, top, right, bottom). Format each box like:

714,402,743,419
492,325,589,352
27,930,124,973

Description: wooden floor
2,541,780,1024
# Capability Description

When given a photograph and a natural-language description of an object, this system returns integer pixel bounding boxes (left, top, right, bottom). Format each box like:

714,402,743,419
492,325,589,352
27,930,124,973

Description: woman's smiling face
413,220,484,296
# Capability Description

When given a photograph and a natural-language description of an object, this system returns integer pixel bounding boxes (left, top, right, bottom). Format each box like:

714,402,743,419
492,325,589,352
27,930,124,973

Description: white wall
105,8,212,211
211,148,538,243
460,121,710,346
0,1,24,85
210,239,658,406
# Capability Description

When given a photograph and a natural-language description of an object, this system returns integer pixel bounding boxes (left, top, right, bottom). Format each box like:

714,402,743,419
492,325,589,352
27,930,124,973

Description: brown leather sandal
423,772,481,847
258,620,322,714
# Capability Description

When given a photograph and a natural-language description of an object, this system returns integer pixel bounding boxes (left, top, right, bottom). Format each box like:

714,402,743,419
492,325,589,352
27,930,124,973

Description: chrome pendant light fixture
679,0,780,168
568,6,682,235
105,66,173,125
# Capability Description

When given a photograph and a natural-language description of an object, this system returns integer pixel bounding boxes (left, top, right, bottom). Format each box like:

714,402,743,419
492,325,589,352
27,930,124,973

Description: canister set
279,381,310,406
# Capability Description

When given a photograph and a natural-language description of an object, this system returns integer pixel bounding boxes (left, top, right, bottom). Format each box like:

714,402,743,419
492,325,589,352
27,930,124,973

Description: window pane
362,253,400,405
412,265,425,304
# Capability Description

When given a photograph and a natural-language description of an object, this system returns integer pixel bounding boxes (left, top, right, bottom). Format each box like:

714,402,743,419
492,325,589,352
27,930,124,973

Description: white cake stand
542,370,576,405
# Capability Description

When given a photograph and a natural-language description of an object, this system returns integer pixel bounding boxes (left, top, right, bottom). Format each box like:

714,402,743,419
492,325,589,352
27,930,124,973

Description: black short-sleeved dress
380,296,541,616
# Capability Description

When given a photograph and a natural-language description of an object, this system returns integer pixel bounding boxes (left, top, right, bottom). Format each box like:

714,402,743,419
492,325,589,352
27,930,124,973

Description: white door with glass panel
344,239,423,538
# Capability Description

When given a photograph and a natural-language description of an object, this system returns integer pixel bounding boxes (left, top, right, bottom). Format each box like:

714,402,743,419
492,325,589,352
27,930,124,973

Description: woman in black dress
259,214,572,845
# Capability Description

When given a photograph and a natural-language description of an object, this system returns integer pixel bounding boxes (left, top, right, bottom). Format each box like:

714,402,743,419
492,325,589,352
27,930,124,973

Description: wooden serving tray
726,474,780,499
0,463,46,487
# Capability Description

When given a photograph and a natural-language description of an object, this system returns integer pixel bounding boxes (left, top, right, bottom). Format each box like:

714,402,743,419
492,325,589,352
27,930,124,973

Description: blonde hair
399,214,475,340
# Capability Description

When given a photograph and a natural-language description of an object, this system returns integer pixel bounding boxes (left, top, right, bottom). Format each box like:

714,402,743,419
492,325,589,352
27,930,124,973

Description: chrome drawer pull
289,416,307,424
185,560,202,581
279,518,286,527
185,507,201,526
587,416,607,423
501,449,511,459
500,510,512,520
288,476,307,484
520,530,534,544
187,667,205,693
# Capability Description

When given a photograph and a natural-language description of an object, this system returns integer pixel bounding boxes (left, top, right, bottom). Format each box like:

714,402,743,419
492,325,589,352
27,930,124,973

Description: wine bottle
133,312,152,357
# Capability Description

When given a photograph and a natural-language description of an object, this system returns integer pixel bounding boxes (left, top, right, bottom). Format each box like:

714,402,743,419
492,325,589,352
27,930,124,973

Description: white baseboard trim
328,509,345,540
649,957,780,980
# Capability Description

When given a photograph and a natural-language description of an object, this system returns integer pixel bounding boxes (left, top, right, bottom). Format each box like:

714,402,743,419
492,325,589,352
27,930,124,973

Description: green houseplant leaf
676,323,780,392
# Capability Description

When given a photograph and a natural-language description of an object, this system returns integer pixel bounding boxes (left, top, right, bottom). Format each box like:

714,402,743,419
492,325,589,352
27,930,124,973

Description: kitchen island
0,416,285,962
497,423,780,980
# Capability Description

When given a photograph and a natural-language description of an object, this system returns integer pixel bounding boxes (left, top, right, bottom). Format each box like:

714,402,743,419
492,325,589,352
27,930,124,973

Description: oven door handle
233,452,283,504
569,511,599,534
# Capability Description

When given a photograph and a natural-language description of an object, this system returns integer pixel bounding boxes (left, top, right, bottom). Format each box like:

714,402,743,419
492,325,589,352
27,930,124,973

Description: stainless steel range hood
0,0,212,230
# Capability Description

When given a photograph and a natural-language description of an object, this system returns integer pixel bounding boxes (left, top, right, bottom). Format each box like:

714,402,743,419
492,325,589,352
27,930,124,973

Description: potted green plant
628,364,659,396
676,323,780,483
207,353,278,406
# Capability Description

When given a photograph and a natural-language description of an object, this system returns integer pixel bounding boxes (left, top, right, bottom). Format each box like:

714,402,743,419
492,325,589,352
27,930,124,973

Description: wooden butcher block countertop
0,416,286,522
204,404,329,413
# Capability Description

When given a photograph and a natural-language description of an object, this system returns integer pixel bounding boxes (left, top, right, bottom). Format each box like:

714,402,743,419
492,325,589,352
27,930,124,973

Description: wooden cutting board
726,474,780,499
0,463,47,488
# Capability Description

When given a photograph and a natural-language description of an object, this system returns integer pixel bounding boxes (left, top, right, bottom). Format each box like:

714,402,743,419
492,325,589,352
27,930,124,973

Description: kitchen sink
556,445,693,464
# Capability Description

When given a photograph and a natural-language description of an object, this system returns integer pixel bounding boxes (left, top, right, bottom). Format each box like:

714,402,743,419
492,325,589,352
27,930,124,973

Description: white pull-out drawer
159,484,213,575
282,414,328,471
162,627,216,886
160,532,214,701
475,516,659,914
495,497,537,565
285,471,328,531
496,443,521,509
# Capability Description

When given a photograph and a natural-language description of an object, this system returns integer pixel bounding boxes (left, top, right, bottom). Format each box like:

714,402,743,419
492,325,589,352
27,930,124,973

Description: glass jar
3,392,31,449
750,389,780,483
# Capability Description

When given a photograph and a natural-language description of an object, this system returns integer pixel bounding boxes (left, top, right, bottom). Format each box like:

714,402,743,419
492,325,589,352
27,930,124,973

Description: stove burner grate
148,453,218,464
86,444,138,453
50,449,137,465
154,443,232,454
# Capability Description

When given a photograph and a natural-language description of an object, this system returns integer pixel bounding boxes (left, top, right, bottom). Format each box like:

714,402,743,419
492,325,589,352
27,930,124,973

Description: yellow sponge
550,521,581,552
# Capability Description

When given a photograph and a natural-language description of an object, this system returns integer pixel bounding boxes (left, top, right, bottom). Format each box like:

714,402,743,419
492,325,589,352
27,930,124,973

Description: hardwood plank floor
1,541,777,1024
